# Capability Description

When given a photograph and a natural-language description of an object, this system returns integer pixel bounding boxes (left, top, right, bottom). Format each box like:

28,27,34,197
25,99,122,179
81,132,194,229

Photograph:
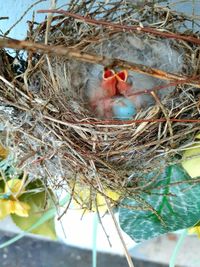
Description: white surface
56,209,135,254
132,233,200,267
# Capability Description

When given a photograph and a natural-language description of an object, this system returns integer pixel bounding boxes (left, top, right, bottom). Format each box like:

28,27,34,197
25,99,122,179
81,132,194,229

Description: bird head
116,70,133,95
116,70,128,82
100,69,117,97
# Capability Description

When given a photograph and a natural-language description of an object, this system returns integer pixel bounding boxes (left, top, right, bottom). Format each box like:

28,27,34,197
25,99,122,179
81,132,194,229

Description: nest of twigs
0,0,200,210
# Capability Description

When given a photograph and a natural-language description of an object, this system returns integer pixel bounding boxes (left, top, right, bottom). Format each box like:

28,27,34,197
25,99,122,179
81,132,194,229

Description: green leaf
11,187,57,240
119,165,200,242
0,180,4,193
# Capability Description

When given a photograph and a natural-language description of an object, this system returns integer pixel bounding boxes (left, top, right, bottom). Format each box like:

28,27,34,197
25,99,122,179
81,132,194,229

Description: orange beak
116,70,132,95
101,69,117,97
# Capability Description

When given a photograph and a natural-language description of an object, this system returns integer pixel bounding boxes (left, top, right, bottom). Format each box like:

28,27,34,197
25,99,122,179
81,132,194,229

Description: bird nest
0,0,200,211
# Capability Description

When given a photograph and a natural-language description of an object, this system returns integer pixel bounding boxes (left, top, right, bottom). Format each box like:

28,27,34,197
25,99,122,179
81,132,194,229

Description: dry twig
0,38,199,88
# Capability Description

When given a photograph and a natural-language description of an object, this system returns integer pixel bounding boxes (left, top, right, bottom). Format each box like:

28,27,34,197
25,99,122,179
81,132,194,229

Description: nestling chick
101,69,117,97
86,68,139,119
85,68,117,118
81,34,183,119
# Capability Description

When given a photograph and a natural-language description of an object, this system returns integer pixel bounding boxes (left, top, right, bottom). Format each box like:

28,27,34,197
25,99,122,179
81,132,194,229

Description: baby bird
115,70,132,96
85,68,116,118
101,69,117,97
86,68,154,119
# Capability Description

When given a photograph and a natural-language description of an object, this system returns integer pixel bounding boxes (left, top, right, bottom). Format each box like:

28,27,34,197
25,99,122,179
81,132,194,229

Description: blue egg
112,97,137,120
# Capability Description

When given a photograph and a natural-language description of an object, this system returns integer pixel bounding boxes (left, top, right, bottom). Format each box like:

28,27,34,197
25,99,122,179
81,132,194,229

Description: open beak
116,70,128,82
101,69,117,97
116,70,131,95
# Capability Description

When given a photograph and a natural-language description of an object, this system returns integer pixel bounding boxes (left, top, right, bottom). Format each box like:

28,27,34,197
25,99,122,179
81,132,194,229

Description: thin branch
0,17,9,20
37,9,200,46
0,38,199,88
126,77,200,97
95,173,135,267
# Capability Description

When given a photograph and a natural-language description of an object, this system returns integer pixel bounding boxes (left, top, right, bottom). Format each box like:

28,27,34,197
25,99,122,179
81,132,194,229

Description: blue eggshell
112,97,137,120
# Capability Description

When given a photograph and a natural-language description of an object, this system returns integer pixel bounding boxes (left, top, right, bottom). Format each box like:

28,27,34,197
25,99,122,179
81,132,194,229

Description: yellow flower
71,181,120,213
182,133,200,178
0,179,30,220
188,226,200,238
0,144,9,160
